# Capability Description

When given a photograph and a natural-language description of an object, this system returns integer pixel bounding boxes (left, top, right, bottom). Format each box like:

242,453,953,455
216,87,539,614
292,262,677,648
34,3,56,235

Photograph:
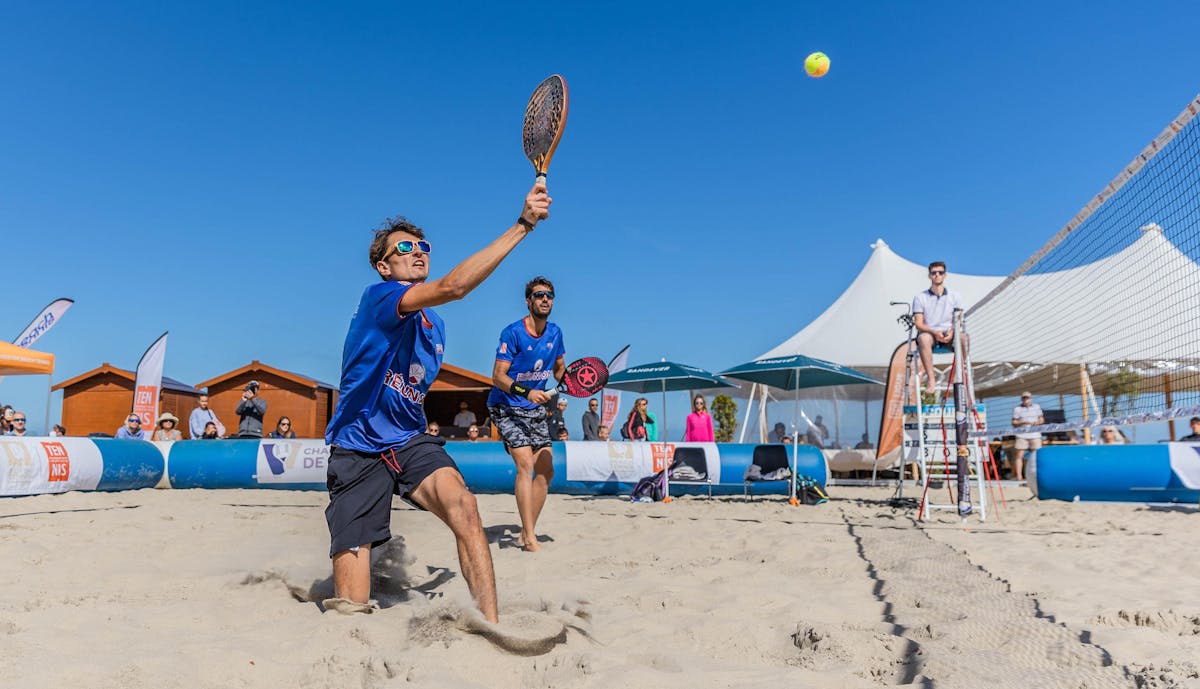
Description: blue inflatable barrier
159,438,826,496
1034,443,1200,503
0,437,163,497
94,439,166,491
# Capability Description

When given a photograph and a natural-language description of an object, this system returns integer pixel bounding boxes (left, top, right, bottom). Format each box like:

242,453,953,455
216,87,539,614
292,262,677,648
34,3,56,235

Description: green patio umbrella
720,354,881,504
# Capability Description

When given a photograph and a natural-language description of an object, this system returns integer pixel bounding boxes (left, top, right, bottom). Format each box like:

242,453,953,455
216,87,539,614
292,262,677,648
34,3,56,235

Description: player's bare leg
510,445,543,551
332,544,372,604
528,446,554,539
411,467,499,623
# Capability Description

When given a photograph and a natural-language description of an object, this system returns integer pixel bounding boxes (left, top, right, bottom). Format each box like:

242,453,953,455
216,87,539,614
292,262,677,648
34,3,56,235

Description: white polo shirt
1012,403,1043,440
911,287,962,332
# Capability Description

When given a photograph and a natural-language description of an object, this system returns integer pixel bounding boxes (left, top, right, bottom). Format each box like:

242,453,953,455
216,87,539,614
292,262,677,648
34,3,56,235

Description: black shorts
324,434,459,558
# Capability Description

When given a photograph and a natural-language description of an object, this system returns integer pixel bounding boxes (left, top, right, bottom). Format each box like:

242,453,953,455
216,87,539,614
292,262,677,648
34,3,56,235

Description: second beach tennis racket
523,74,569,187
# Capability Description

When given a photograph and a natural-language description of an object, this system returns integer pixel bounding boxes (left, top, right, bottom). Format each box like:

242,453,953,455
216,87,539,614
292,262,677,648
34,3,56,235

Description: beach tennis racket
523,74,568,187
549,356,608,397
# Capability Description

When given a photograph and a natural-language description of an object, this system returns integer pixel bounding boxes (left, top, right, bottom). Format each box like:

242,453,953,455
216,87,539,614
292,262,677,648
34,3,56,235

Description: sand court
2,487,1198,688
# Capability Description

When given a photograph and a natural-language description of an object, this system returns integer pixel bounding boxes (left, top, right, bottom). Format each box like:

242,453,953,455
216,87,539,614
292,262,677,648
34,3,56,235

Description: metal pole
661,379,671,502
45,375,54,435
790,373,799,506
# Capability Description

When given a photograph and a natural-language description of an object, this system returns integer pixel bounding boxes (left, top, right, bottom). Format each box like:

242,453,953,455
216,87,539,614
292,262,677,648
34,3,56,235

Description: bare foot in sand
519,535,541,552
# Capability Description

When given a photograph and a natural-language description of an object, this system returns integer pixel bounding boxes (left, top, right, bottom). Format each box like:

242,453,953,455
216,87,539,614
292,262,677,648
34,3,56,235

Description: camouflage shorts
488,404,551,450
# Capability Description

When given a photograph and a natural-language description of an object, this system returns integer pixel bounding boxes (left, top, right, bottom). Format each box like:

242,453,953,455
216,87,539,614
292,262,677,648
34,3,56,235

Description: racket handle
535,173,547,188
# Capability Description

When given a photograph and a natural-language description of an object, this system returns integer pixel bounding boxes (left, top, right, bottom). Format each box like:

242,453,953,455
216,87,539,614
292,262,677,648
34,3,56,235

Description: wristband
509,382,531,398
516,216,536,230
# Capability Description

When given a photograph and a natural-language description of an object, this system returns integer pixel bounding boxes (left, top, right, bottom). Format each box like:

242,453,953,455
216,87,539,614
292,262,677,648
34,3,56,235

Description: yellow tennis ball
805,52,830,78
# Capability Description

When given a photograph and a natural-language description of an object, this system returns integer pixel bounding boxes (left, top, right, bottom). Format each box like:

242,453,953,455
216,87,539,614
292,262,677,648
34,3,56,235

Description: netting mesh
967,95,1200,437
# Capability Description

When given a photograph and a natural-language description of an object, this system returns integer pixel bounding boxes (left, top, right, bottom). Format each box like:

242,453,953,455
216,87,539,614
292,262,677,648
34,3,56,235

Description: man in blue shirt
324,184,551,622
487,277,566,553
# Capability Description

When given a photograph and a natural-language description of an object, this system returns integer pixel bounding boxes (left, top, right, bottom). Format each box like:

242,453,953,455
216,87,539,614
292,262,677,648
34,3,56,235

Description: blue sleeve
369,282,416,330
495,326,517,363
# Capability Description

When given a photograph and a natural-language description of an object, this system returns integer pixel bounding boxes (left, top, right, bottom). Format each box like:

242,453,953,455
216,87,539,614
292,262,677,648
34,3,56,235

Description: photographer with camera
235,380,268,438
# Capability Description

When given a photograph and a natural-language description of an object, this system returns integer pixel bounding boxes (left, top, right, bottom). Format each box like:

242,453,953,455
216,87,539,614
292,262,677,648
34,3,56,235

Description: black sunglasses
530,290,555,300
12,418,26,422
929,270,946,275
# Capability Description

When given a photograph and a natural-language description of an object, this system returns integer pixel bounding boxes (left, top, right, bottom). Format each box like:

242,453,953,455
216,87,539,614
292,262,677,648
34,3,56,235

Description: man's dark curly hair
524,276,554,299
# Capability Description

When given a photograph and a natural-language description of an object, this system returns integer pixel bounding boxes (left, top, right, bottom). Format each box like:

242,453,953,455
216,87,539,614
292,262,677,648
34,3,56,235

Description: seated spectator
597,424,611,441
426,421,441,437
1,406,14,435
453,401,477,428
50,424,66,437
200,421,221,439
7,411,29,437
269,416,297,439
466,423,481,441
152,413,183,441
1098,426,1126,445
556,428,569,441
782,435,793,444
769,422,788,443
115,414,149,440
854,433,874,450
1180,416,1200,442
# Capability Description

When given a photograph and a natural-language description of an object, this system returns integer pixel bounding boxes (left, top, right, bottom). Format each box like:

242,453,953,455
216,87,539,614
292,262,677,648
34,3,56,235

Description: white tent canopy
970,224,1200,366
758,239,1005,381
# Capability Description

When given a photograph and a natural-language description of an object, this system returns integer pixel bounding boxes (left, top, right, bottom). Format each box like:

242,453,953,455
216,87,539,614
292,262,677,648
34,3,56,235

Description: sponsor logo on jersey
385,368,427,404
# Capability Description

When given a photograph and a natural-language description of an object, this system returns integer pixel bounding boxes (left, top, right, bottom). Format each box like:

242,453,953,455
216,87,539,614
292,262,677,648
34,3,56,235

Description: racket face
560,356,608,397
523,75,568,177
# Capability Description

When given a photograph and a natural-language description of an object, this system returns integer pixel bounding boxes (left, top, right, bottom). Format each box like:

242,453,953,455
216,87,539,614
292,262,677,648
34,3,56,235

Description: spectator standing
270,416,297,439
1010,392,1043,482
643,409,658,441
548,398,568,439
7,412,29,437
581,398,600,440
621,398,650,441
1180,416,1200,442
235,380,267,438
189,394,225,439
115,414,149,440
684,395,714,442
811,415,830,447
453,401,477,428
152,413,183,441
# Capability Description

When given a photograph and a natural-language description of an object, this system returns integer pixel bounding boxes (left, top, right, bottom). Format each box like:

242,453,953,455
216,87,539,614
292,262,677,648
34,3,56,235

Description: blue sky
2,2,1198,436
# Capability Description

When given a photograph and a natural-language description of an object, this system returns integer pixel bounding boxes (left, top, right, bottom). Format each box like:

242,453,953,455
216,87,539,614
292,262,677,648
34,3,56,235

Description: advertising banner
564,440,720,484
600,345,631,431
0,437,103,496
132,332,168,427
256,439,330,484
13,298,74,348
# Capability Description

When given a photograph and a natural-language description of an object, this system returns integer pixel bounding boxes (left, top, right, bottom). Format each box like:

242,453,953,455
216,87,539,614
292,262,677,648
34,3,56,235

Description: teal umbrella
720,354,881,504
606,361,734,501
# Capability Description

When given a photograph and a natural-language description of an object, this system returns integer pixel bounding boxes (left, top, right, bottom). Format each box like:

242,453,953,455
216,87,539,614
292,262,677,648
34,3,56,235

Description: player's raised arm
398,185,550,312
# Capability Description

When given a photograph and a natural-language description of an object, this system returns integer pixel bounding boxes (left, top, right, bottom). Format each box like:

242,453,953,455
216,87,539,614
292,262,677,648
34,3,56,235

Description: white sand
1,486,1197,688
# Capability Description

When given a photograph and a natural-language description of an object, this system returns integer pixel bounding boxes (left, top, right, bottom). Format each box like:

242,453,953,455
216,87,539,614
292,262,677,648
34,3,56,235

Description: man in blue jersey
324,184,551,622
488,277,566,552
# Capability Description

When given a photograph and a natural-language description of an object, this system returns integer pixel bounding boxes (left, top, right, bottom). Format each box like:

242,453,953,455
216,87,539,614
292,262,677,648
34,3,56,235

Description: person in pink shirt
684,394,715,442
